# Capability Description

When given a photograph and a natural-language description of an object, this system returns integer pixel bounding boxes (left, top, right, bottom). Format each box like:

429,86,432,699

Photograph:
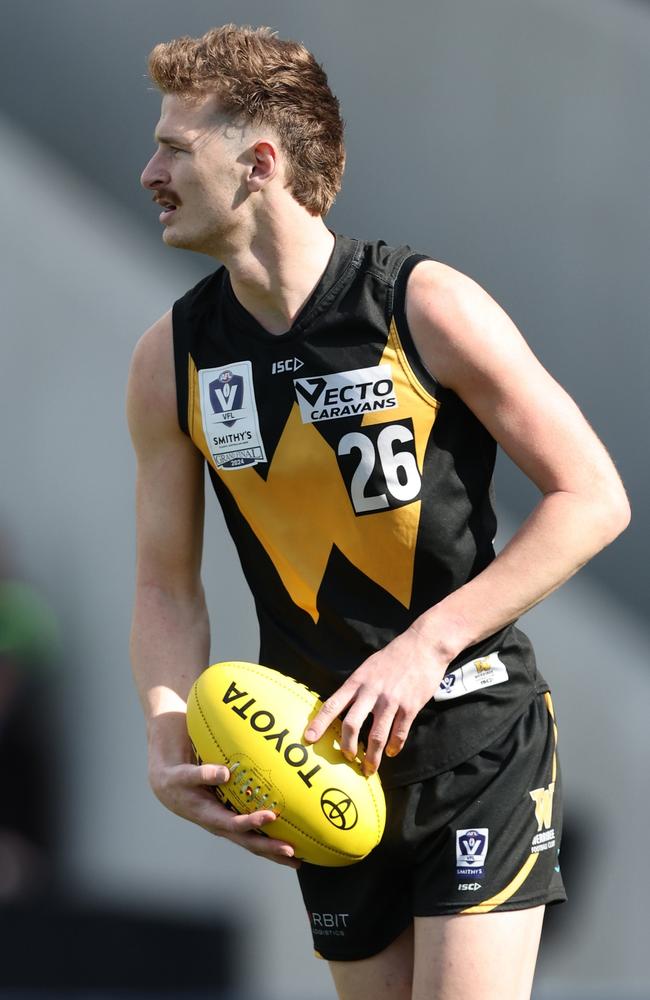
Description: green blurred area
0,582,60,671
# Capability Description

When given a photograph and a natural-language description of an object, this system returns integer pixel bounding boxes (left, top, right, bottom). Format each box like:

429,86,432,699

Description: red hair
148,25,345,216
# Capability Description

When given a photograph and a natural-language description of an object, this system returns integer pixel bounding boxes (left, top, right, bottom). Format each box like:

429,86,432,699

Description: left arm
305,260,630,773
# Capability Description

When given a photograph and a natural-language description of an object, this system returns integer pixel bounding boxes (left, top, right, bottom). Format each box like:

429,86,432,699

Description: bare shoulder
405,259,507,335
127,310,179,448
404,260,629,523
404,259,534,393
406,258,485,310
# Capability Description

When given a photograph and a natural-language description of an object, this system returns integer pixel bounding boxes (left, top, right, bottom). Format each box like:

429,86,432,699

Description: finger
165,762,231,787
385,709,415,759
151,762,229,805
228,809,280,833
228,815,302,869
304,685,357,743
192,762,230,786
206,802,290,839
339,694,378,762
237,833,302,869
361,711,395,775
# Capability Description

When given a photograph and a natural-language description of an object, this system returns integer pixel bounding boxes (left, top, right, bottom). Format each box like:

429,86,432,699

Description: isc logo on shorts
293,365,398,423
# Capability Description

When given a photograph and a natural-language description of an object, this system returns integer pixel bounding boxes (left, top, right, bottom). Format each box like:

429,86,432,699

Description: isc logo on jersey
294,365,398,423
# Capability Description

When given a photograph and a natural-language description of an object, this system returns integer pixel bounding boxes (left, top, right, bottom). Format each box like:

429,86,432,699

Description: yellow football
186,661,386,866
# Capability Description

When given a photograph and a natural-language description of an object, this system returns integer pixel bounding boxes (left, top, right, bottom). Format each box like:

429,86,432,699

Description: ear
247,140,278,192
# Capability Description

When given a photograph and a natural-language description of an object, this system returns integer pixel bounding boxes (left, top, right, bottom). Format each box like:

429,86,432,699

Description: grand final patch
198,361,267,470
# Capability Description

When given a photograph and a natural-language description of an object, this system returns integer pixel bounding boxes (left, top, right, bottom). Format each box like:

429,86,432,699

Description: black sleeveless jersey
172,234,548,787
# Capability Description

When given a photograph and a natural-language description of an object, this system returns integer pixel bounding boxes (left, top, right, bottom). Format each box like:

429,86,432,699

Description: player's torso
172,235,546,784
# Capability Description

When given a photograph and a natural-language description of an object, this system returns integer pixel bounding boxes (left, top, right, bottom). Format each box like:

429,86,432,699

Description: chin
162,226,210,253
162,226,185,246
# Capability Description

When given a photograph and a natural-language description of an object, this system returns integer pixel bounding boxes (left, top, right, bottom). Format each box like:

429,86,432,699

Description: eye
157,143,186,157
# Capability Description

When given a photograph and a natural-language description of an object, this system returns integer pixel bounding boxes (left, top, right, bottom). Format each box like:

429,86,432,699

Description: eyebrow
154,133,193,149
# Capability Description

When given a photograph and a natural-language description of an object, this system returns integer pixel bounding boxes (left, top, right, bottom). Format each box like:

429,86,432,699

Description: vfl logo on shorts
456,828,489,878
320,788,358,830
294,365,398,423
198,361,267,470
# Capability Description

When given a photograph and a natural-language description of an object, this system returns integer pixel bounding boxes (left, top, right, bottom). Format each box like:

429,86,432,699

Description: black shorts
297,691,566,961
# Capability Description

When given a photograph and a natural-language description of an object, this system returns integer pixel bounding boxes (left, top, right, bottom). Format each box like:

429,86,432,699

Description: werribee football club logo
198,361,267,470
456,828,489,878
321,788,358,831
529,782,556,854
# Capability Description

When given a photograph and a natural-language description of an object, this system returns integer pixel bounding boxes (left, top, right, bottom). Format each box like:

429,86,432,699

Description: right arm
127,312,299,867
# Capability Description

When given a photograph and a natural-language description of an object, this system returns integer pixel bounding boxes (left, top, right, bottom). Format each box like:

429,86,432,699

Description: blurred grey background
0,0,648,997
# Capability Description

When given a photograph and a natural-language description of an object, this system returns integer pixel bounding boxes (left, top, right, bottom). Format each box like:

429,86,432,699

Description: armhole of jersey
171,299,190,437
391,253,443,400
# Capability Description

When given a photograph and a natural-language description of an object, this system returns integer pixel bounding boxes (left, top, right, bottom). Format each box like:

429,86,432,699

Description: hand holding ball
186,662,386,866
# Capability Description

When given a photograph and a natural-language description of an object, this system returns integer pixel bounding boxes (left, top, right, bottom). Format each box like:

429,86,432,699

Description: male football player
128,25,629,1000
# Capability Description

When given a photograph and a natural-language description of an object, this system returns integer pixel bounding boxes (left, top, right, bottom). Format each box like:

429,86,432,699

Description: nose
140,149,170,190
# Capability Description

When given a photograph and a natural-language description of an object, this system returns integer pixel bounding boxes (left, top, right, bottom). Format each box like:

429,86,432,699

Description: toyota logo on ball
320,788,358,830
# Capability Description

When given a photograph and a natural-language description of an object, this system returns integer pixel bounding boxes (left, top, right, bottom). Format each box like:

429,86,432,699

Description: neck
220,207,335,335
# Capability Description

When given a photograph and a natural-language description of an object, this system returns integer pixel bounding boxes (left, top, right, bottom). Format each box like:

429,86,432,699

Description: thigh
328,922,414,1000
413,906,545,1000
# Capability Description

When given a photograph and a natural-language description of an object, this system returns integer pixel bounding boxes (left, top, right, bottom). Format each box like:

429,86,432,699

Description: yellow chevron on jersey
187,336,440,622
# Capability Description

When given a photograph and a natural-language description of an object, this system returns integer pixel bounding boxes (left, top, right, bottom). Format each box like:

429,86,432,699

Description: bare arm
305,261,630,772
405,261,631,648
127,313,299,866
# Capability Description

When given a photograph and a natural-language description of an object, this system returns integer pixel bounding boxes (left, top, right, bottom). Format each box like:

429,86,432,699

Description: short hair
148,25,345,217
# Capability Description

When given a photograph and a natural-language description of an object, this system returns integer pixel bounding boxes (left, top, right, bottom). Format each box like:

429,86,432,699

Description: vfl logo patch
439,674,457,696
434,652,509,702
456,828,489,878
294,365,398,423
198,361,267,470
209,369,244,426
320,788,358,830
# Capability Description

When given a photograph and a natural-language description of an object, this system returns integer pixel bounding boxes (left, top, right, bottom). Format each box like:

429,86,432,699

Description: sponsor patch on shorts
308,911,351,938
435,652,509,702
